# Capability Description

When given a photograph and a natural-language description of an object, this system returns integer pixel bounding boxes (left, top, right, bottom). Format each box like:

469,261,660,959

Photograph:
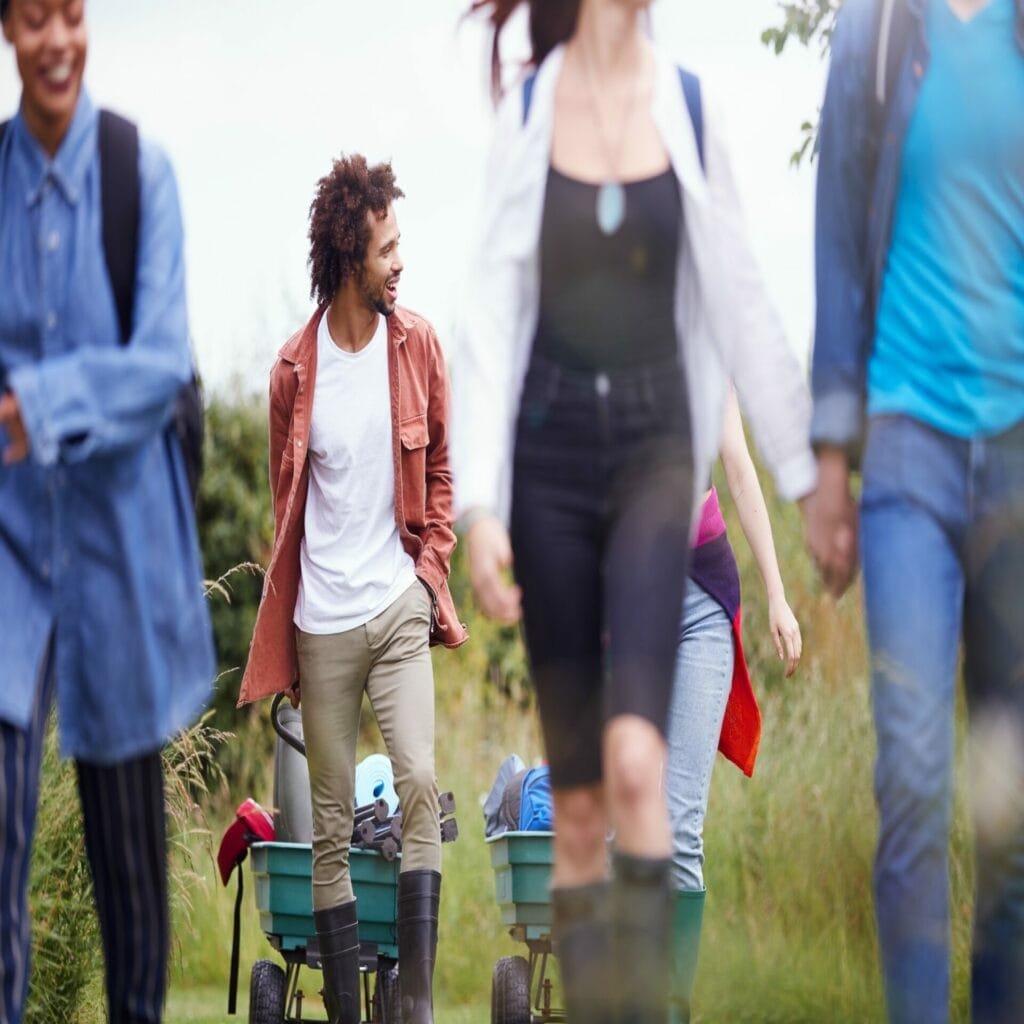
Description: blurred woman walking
455,2,816,1020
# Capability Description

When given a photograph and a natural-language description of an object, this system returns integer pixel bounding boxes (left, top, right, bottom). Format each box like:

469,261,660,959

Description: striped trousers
0,646,168,1024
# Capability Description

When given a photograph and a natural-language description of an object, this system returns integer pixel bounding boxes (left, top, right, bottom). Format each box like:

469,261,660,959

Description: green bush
194,392,275,788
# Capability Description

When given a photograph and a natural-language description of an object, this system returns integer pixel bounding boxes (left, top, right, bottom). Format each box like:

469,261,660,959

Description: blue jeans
665,579,734,893
861,414,1024,1024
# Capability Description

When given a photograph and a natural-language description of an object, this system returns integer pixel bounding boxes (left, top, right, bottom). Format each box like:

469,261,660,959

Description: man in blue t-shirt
805,0,1024,1021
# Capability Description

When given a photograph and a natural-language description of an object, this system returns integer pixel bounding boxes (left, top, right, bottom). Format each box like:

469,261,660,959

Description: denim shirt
812,0,1024,458
0,91,213,763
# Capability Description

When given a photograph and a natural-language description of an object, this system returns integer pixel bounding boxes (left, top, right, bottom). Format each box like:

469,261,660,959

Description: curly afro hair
307,154,404,306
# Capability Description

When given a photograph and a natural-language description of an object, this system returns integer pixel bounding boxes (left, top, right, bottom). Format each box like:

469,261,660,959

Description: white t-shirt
293,311,416,634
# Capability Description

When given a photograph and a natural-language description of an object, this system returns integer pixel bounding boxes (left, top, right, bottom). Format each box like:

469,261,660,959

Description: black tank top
532,166,682,371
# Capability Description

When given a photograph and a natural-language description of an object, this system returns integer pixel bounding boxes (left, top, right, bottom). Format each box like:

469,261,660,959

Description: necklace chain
578,44,644,185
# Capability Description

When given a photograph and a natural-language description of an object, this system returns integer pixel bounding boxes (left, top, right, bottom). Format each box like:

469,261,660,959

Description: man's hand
0,391,29,466
465,513,522,624
800,447,859,600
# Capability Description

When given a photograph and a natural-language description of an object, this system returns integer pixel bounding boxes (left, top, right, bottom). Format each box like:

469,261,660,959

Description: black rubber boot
397,869,441,1024
611,852,673,1024
551,881,615,1024
313,900,361,1024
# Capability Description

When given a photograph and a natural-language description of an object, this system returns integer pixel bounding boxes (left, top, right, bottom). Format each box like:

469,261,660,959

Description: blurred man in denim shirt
804,0,1024,1021
0,0,213,1021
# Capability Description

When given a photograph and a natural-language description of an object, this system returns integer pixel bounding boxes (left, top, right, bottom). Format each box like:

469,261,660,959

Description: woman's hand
768,593,802,677
466,514,522,624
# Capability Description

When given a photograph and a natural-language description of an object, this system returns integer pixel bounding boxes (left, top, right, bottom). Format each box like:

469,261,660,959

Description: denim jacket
0,92,213,762
811,0,1024,458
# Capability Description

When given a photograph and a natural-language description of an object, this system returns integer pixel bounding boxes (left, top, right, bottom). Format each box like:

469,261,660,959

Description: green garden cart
487,831,565,1024
247,840,402,1024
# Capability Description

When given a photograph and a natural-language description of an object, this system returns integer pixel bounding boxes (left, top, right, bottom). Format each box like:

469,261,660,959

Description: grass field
28,476,976,1022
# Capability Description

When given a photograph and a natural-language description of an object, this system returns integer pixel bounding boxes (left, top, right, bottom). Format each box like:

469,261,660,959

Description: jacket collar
277,303,416,366
14,88,96,209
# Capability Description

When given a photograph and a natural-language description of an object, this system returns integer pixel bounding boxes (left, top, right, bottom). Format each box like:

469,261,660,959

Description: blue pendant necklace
581,47,643,237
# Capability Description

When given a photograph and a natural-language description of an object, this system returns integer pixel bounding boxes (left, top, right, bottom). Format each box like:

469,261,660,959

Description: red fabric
217,798,275,885
717,606,761,778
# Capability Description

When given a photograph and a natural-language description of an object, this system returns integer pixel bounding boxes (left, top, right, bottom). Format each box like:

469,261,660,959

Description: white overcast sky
0,1,828,397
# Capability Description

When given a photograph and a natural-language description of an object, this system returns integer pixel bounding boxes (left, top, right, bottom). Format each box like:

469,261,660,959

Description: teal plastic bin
250,841,400,957
486,831,554,941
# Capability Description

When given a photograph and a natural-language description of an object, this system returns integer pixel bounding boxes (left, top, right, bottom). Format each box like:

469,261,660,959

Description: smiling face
357,204,403,317
3,0,87,155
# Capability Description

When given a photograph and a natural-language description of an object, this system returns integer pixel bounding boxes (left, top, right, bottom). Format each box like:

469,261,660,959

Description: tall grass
23,715,226,1024
169,469,974,1021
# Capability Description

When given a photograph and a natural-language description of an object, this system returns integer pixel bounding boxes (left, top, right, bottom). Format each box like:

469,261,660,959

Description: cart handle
271,692,307,758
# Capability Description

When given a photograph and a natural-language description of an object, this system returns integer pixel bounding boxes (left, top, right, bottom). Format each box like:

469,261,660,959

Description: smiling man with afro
239,154,467,1024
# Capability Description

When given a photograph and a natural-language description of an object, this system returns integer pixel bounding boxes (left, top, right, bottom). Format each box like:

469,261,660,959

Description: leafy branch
761,0,844,165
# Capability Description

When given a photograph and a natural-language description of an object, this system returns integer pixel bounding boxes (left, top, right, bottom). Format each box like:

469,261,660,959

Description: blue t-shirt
869,0,1024,438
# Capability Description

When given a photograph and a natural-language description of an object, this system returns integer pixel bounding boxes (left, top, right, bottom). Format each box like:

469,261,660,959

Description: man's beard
359,274,393,317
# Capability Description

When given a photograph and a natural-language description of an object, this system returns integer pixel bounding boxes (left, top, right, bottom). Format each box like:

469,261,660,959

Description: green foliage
25,715,227,1024
761,0,842,57
170,400,975,1020
166,465,977,1022
761,0,844,165
195,390,275,784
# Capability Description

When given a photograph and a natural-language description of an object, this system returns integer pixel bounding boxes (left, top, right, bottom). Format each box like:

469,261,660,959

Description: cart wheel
249,958,286,1024
372,961,402,1023
491,955,531,1024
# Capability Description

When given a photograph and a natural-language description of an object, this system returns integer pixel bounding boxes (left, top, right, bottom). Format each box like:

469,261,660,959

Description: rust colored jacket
238,305,468,706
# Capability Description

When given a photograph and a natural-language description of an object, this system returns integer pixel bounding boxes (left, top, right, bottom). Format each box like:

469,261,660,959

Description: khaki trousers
297,581,439,909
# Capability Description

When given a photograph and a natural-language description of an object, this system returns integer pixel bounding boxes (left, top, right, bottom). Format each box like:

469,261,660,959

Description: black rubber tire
249,958,287,1024
372,961,402,1024
491,955,531,1024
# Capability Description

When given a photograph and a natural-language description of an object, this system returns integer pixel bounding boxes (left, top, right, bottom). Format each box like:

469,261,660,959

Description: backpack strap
97,110,140,346
677,68,706,175
522,72,537,126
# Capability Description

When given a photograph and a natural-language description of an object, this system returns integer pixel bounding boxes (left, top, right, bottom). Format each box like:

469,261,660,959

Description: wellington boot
610,852,673,1024
668,889,705,1024
313,901,361,1024
397,869,441,1024
551,881,615,1024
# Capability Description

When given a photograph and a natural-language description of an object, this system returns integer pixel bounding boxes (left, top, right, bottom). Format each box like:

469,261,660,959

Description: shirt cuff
7,363,60,467
773,448,819,503
810,388,864,455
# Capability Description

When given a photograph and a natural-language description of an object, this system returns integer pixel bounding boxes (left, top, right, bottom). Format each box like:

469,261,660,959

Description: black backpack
0,110,204,503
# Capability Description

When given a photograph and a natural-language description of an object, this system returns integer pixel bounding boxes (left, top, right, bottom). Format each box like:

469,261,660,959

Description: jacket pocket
399,413,429,526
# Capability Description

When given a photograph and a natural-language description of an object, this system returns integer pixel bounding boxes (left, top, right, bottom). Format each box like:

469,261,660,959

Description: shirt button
47,230,60,252
40,560,50,579
46,312,57,330
595,373,610,398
